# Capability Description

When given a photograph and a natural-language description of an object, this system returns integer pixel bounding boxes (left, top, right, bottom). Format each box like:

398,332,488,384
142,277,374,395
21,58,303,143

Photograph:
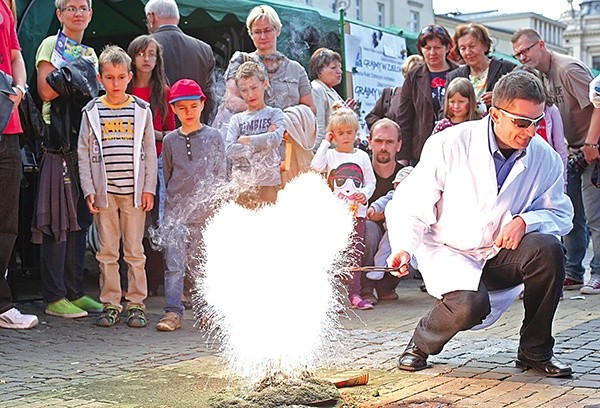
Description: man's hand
367,206,375,219
387,250,411,277
86,194,100,214
367,206,385,222
494,216,526,250
581,144,600,164
142,192,154,212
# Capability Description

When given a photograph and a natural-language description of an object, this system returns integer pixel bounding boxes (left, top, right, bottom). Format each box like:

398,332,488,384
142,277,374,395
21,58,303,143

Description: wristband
14,84,27,96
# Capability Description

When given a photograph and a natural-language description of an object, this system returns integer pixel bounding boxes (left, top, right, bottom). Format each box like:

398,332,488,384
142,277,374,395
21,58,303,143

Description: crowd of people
1,0,599,379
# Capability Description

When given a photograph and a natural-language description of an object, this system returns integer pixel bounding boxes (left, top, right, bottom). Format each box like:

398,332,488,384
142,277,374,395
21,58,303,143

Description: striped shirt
98,95,135,195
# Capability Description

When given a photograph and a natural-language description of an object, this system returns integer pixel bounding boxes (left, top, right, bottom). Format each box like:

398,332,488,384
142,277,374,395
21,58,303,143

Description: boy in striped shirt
78,45,157,328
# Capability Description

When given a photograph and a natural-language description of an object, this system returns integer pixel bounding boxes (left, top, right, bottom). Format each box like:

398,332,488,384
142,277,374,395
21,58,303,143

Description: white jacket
386,117,573,298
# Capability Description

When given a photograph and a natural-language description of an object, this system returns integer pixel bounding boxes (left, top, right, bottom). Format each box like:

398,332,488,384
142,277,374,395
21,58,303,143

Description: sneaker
580,278,600,295
45,298,88,318
156,312,182,331
127,306,147,328
96,306,121,327
0,308,38,329
350,295,373,310
71,295,103,313
376,289,399,301
563,277,583,290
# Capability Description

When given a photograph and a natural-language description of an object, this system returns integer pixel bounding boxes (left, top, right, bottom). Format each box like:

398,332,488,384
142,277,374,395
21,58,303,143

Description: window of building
355,0,361,19
593,55,600,71
304,0,312,5
377,2,385,27
409,10,420,33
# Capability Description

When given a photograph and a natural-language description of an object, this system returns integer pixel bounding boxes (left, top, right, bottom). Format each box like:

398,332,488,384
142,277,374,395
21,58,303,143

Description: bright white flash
199,172,354,385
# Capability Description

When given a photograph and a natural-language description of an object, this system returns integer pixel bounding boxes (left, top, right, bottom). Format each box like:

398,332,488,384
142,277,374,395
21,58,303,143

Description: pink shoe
350,295,373,310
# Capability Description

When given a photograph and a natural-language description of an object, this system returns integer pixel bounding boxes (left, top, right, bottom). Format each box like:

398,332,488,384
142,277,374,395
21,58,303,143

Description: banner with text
345,23,407,140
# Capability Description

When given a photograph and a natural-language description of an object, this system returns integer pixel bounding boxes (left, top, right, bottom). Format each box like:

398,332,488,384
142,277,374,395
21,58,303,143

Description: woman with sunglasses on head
308,47,358,152
445,23,516,114
221,5,315,117
398,24,458,165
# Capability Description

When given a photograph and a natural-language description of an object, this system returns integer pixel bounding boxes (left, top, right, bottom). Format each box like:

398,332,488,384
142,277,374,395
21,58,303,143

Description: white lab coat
386,117,573,299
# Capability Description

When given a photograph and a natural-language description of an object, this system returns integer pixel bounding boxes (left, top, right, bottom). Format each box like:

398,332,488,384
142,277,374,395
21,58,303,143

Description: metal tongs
348,266,409,277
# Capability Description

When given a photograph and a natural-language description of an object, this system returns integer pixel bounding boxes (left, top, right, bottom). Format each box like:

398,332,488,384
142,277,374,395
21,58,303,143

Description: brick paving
1,259,600,407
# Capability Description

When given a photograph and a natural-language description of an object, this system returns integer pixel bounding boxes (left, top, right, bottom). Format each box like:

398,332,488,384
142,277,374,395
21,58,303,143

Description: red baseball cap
169,79,206,104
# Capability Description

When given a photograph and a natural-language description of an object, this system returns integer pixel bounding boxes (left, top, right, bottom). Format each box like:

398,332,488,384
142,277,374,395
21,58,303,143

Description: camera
568,150,588,175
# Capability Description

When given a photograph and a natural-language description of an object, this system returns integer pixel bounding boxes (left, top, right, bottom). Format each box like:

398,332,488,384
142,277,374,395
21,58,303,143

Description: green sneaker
45,298,88,318
71,295,103,313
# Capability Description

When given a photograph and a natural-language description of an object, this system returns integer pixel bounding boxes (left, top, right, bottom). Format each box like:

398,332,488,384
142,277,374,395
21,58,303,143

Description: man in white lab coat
386,71,574,377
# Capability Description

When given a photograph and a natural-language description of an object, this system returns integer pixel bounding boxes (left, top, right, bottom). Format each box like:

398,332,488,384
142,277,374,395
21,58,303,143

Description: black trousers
0,135,22,313
412,232,564,361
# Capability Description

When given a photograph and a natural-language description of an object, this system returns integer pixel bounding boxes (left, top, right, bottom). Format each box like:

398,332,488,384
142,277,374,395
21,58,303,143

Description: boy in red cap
78,45,157,328
155,78,226,331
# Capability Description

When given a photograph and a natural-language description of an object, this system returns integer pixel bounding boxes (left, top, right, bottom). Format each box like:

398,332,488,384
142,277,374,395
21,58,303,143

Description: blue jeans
163,224,203,317
40,194,92,303
157,155,165,223
0,135,22,313
564,163,588,281
361,220,400,295
581,163,600,279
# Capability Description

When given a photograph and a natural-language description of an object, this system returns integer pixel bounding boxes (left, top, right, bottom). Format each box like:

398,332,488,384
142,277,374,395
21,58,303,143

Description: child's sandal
127,307,147,328
96,307,121,327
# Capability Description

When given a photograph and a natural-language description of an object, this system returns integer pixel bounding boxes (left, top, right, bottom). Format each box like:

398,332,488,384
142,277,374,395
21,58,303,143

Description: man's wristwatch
14,84,27,96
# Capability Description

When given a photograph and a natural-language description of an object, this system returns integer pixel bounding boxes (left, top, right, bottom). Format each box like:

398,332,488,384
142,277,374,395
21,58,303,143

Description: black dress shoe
398,339,430,371
516,354,572,378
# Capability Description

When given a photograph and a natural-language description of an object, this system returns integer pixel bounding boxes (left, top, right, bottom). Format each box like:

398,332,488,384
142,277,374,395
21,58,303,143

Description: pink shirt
0,2,22,134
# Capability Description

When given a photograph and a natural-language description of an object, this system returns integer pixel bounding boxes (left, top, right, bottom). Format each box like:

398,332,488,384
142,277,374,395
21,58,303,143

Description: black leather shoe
398,339,430,371
516,354,572,378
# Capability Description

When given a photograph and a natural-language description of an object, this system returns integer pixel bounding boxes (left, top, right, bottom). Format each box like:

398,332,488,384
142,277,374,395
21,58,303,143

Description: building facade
436,10,567,58
291,0,434,32
562,1,600,70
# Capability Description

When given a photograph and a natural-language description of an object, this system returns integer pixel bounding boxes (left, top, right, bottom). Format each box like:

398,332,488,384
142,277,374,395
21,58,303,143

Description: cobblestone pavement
1,263,600,407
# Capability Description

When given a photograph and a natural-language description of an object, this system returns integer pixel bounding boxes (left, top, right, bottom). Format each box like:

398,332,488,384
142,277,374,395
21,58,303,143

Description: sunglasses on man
495,107,545,129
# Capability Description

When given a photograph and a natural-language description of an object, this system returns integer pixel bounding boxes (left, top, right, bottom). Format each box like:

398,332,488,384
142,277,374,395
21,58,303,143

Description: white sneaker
0,308,39,329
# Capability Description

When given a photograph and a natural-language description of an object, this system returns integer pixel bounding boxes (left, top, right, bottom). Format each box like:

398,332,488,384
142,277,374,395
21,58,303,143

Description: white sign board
345,23,407,140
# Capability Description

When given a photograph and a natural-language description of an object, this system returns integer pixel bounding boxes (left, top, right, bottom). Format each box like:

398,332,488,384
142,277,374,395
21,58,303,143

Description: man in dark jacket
145,0,216,123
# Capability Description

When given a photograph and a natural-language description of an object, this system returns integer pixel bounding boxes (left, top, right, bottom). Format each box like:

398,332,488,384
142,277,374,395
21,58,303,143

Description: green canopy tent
15,0,343,82
15,0,417,100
